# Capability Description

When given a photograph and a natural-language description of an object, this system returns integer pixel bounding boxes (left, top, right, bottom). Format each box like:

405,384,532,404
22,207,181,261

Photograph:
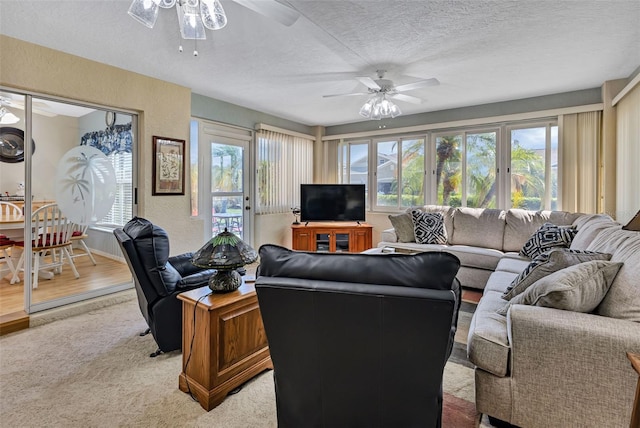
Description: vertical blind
256,130,313,214
615,83,640,223
561,110,602,214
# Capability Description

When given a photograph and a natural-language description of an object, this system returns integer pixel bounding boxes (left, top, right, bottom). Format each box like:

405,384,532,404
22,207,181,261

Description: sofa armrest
507,304,640,427
380,228,398,243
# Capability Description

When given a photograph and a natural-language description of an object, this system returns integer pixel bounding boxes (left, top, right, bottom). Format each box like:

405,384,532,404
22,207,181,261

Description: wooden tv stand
291,222,372,253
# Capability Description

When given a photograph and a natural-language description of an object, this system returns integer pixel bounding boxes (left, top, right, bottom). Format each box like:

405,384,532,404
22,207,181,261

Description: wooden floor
0,252,131,317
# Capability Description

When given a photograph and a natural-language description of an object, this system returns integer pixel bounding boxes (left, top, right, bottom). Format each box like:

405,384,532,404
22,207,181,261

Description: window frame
504,120,559,210
339,119,560,213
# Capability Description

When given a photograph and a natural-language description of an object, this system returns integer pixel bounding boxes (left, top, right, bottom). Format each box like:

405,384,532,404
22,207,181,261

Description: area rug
0,292,488,427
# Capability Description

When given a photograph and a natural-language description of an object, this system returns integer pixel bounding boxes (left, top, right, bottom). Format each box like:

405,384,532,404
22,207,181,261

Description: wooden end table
629,352,640,428
178,281,272,411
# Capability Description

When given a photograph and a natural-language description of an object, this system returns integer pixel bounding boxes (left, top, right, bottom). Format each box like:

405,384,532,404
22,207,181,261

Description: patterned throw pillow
519,223,577,259
502,248,612,301
411,210,447,245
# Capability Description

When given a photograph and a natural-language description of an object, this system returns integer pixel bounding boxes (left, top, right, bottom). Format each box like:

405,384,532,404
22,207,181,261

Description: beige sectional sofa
380,206,640,427
379,205,583,290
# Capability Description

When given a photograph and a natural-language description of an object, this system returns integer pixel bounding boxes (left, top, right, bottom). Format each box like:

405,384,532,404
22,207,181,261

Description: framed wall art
152,136,185,195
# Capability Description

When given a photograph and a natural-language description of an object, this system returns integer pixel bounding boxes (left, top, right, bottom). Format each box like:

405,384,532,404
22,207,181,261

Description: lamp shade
192,229,257,269
128,0,160,28
192,228,257,292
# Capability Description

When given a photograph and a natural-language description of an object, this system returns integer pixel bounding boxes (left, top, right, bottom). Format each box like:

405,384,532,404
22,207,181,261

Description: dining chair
0,202,21,281
0,201,22,217
69,223,97,265
0,238,16,281
10,203,79,288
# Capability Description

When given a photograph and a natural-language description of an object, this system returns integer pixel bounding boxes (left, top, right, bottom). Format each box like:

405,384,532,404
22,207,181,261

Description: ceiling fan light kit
324,70,439,121
359,94,401,120
128,0,228,55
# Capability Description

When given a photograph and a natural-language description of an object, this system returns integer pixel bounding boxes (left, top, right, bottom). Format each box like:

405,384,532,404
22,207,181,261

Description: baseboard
0,311,30,336
30,289,137,327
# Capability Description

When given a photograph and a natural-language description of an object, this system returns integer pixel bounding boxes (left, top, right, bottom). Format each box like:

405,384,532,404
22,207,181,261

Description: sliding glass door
0,89,136,315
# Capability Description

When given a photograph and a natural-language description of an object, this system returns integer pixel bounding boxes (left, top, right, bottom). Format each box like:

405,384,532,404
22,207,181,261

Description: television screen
300,184,366,222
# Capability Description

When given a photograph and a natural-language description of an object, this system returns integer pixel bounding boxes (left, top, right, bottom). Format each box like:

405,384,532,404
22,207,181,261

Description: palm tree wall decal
56,146,116,225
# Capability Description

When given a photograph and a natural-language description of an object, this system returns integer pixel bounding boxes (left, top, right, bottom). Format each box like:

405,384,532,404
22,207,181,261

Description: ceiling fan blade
393,78,440,92
232,0,300,26
323,92,369,98
356,76,381,90
390,93,424,105
1,99,57,117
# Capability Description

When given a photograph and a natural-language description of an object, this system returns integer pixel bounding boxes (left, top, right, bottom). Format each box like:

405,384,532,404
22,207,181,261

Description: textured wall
0,35,204,255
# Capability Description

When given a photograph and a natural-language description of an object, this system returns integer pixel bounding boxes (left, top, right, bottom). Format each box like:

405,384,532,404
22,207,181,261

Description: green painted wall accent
191,93,313,135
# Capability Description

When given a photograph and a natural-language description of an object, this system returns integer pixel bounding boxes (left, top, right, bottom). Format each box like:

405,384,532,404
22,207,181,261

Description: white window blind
98,152,133,226
256,130,313,214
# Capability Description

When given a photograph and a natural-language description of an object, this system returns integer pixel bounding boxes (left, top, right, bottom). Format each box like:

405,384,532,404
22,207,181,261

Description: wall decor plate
0,127,36,163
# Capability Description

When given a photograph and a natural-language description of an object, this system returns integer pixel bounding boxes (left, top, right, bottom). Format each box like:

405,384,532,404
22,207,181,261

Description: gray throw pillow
502,249,612,301
388,212,415,243
411,210,447,245
497,260,623,316
519,222,577,259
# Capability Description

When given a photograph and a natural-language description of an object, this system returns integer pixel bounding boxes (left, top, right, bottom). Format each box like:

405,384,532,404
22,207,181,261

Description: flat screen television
300,184,366,222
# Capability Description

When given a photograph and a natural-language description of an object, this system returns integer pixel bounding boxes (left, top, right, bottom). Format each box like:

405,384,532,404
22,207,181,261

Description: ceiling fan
323,70,440,105
0,95,56,118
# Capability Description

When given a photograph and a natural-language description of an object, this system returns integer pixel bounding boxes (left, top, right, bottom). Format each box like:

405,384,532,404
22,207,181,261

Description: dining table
0,213,25,241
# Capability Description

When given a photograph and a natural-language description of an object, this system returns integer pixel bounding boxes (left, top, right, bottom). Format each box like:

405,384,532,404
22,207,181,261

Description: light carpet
0,296,492,427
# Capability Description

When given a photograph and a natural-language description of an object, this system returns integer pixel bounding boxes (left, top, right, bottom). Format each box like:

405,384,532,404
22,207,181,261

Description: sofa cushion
388,212,415,243
497,260,622,316
570,214,617,250
503,209,582,252
502,249,612,301
411,210,447,244
444,245,503,271
467,289,511,377
587,228,640,321
519,223,577,259
484,270,519,293
495,256,530,274
450,207,505,250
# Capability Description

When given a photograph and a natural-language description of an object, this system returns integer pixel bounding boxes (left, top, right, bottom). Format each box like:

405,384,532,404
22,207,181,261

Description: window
433,130,497,208
508,123,558,210
99,152,133,226
372,138,425,209
256,130,313,214
81,112,135,228
339,120,557,212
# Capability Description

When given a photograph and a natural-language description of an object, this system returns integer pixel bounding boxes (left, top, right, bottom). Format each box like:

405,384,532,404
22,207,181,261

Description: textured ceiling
1,0,639,126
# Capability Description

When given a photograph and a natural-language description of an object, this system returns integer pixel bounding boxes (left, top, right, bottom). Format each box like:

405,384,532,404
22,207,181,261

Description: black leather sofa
114,217,215,356
255,244,461,428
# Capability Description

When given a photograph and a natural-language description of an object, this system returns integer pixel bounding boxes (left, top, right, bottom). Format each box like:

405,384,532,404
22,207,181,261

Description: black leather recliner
255,244,462,428
114,217,215,356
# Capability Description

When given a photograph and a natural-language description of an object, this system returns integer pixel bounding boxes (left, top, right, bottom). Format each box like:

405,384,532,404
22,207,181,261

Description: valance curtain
80,123,132,155
561,111,602,214
256,130,313,215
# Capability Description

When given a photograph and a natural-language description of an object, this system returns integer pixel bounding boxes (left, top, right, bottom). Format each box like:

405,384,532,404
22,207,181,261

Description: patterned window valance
80,123,132,155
